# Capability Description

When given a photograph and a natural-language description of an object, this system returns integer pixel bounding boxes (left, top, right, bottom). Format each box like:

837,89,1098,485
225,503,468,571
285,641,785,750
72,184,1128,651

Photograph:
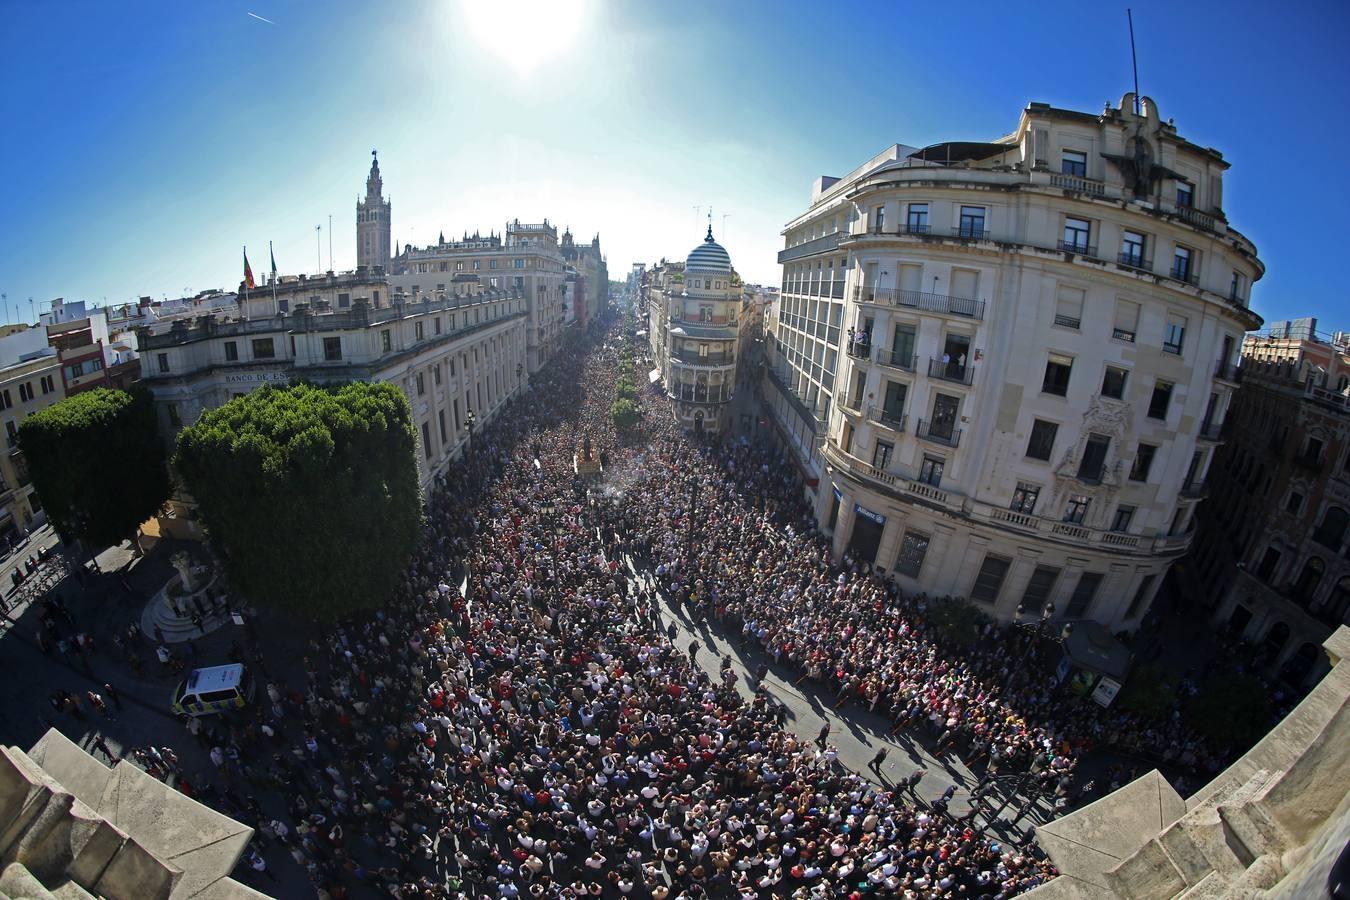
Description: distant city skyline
2,0,1348,327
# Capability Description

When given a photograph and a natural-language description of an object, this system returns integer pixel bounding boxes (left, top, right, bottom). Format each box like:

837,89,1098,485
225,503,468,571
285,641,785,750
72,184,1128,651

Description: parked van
171,664,255,717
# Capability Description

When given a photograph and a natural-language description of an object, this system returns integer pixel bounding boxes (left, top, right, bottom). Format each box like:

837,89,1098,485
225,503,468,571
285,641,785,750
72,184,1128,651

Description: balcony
950,226,991,241
902,223,931,235
875,349,917,371
672,350,735,367
1214,360,1241,383
1057,240,1099,258
852,286,986,321
845,341,873,361
1173,205,1219,232
1197,421,1224,442
916,419,961,447
1179,480,1209,500
927,357,974,386
1111,327,1137,342
1053,314,1081,329
1170,265,1199,286
1293,452,1324,473
669,383,732,404
777,231,844,264
823,442,959,512
1117,251,1152,271
867,406,908,433
1049,173,1106,196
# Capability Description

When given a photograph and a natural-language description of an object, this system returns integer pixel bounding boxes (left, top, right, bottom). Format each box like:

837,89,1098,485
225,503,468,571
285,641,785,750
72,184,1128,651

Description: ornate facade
356,151,391,271
647,227,743,434
773,95,1262,629
1188,321,1350,687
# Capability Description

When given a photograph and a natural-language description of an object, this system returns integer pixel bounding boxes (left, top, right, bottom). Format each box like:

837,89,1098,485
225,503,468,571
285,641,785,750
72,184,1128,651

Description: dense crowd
156,318,1066,898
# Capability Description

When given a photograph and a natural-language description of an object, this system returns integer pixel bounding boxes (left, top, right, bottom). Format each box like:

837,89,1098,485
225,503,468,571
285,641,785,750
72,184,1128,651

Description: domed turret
686,224,732,274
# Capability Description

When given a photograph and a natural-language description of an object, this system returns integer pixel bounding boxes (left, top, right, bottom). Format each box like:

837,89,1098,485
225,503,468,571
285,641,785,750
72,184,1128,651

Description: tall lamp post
464,409,476,456
516,362,525,395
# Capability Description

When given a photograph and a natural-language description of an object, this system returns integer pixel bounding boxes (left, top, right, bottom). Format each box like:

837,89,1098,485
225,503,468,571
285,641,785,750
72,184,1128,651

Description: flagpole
328,215,333,272
243,245,250,322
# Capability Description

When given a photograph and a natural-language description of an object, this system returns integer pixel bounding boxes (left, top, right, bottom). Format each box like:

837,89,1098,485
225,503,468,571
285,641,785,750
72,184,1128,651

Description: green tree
1186,672,1274,753
175,382,422,621
1116,663,1178,720
19,387,169,547
611,398,640,431
615,378,638,402
926,596,989,648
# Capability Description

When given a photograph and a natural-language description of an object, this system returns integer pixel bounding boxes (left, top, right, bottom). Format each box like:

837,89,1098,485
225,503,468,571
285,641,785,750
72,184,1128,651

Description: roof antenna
1127,9,1141,114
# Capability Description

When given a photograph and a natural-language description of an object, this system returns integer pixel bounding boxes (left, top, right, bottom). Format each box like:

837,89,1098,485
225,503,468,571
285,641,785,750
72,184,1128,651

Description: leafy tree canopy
611,398,640,430
19,387,169,546
175,382,422,621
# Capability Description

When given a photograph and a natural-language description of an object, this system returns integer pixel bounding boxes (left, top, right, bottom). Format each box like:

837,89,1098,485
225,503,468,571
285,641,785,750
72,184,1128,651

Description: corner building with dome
646,226,744,434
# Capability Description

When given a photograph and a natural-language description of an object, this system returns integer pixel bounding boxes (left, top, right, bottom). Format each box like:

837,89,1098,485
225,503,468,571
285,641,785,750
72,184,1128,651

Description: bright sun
460,0,589,77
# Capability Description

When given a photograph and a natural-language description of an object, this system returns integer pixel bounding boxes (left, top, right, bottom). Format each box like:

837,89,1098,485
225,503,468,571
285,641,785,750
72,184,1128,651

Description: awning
648,368,662,384
1063,620,1132,679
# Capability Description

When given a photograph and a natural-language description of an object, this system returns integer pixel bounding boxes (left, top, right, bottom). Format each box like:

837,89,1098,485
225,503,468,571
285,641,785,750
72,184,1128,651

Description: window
919,455,944,486
1061,150,1087,177
957,206,986,238
1022,565,1061,608
415,321,424,341
372,290,380,305
1027,419,1058,461
895,531,930,578
338,292,350,308
881,381,907,423
438,410,447,444
1313,508,1349,550
1055,286,1084,330
489,260,498,269
1063,494,1091,524
381,330,392,352
1130,443,1157,482
224,341,238,362
0,391,10,411
157,353,169,374
252,338,275,359
1077,434,1110,482
1111,505,1136,533
4,421,15,448
40,376,54,395
514,258,525,269
17,383,31,403
167,404,182,428
1163,313,1187,355
455,262,464,271
1125,574,1156,619
1010,482,1040,514
1148,381,1173,420
416,372,425,396
1062,217,1091,252
278,298,290,314
1172,245,1193,282
1255,546,1282,582
1113,299,1139,342
906,203,929,233
890,323,917,366
1120,231,1146,267
1176,182,1193,208
1285,492,1304,515
1102,366,1128,399
872,440,894,469
433,363,442,386
421,421,432,459
929,393,959,440
872,205,886,233
1042,354,1073,396
970,555,1012,603
323,337,342,361
1229,271,1244,302
1066,572,1104,618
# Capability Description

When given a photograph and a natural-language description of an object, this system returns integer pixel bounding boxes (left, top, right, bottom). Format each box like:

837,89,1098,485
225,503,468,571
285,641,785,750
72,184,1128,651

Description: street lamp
516,362,524,394
464,408,476,455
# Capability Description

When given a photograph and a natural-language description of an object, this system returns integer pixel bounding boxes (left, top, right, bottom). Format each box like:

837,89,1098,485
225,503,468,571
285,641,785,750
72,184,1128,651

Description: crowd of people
140,316,1065,898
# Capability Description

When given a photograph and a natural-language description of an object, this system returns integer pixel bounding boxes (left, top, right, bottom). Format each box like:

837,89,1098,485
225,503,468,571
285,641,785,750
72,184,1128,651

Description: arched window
1262,621,1290,663
1294,557,1325,604
1313,507,1349,550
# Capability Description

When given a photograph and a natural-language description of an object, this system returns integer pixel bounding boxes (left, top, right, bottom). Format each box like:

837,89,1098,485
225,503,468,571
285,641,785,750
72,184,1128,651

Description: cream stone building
647,227,744,434
0,330,64,542
138,271,528,492
774,94,1262,629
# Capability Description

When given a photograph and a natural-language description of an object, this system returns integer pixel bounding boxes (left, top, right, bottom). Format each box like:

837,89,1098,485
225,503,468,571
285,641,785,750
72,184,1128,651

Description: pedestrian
86,691,110,717
869,746,888,773
102,682,123,711
816,721,831,747
687,638,699,663
247,850,277,882
90,733,116,763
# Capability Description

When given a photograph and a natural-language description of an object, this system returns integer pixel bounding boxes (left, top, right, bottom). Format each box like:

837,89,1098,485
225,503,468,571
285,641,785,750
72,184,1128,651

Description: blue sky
2,0,1347,329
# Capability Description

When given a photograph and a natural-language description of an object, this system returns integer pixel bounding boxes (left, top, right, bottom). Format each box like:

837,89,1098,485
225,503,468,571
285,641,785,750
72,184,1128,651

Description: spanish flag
243,246,256,290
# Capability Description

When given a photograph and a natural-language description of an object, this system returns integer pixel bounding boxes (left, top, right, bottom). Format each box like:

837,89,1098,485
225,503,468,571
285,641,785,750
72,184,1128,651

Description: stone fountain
139,548,228,643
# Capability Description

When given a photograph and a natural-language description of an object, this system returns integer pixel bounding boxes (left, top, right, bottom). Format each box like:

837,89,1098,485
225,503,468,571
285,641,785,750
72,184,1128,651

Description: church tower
356,150,391,270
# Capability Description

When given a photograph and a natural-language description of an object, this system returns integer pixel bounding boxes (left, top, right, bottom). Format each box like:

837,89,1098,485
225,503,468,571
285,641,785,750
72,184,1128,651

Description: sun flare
460,0,588,77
